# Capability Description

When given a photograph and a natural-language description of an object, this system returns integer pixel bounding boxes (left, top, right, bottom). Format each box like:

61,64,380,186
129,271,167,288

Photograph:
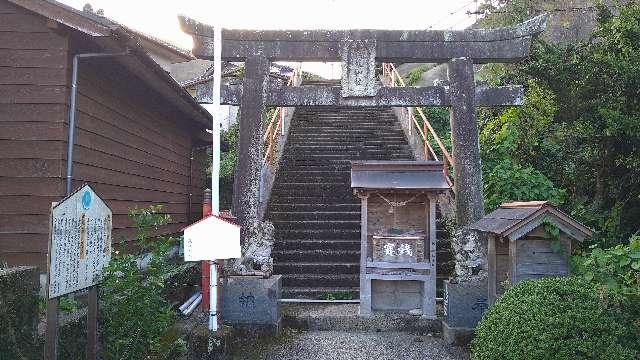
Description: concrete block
220,275,281,335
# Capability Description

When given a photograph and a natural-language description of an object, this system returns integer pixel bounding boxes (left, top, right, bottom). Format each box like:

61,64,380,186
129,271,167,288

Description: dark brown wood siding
0,0,208,269
0,1,68,268
68,49,206,252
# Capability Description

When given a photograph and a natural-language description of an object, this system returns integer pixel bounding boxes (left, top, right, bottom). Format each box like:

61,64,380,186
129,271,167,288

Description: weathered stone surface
225,220,275,276
451,229,487,280
179,15,548,63
232,55,271,274
443,279,488,329
220,275,282,335
339,38,377,97
219,84,523,107
448,57,485,227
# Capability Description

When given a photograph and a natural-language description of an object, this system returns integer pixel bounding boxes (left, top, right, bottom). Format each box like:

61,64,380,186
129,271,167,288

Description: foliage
37,295,80,317
220,121,239,210
220,121,239,180
301,71,323,81
405,65,430,86
503,3,640,245
471,277,639,360
572,235,640,339
477,0,533,29
474,2,640,245
542,219,565,255
100,206,186,360
573,236,640,297
483,159,565,212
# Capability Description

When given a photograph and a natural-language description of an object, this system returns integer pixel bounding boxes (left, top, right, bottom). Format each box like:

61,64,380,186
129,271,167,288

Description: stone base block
444,279,488,329
442,321,475,346
220,275,281,336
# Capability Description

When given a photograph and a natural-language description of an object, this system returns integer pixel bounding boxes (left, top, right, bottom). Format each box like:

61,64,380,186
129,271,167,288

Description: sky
58,0,483,78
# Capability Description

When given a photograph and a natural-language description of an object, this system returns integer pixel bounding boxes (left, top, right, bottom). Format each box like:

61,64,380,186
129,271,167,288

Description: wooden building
468,201,593,304
0,0,211,268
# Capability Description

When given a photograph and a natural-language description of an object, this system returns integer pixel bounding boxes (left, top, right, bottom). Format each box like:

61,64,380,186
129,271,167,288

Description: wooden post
44,298,58,360
45,202,58,360
423,194,437,317
86,286,98,359
487,235,496,305
509,239,517,284
358,192,371,316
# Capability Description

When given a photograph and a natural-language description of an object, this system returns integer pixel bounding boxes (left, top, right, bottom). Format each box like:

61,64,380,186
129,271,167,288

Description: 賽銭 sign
47,185,112,298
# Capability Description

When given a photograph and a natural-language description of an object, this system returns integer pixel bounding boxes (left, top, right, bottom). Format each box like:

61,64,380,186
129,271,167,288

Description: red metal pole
201,189,212,312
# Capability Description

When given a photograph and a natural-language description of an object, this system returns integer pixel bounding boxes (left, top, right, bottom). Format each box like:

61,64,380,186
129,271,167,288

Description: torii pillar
448,57,484,227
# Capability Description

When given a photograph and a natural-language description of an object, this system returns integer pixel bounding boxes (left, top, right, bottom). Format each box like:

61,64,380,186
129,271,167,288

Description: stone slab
443,279,488,329
220,275,282,335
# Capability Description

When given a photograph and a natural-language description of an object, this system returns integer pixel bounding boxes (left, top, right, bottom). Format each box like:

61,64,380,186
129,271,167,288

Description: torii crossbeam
179,15,548,248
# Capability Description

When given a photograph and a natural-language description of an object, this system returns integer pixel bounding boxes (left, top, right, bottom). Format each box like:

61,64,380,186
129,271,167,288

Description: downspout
65,51,129,196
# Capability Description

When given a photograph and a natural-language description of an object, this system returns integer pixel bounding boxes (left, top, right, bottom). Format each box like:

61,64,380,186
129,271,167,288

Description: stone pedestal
220,275,281,336
442,279,488,345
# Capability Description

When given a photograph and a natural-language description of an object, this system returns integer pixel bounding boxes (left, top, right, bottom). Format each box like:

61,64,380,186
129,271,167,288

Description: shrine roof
350,161,451,191
468,201,593,241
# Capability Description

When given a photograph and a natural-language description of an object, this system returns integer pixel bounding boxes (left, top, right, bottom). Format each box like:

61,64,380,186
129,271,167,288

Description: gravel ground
230,329,469,360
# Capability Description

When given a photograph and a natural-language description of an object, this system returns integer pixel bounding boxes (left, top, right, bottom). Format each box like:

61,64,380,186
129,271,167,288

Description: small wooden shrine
468,201,593,305
351,161,452,318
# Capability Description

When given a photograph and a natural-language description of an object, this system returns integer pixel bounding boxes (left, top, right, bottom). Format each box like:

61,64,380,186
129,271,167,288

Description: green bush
471,277,638,360
572,236,640,333
100,205,186,360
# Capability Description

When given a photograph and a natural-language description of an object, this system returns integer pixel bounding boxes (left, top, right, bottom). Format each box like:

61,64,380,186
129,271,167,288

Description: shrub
572,236,640,336
471,277,638,360
100,205,186,360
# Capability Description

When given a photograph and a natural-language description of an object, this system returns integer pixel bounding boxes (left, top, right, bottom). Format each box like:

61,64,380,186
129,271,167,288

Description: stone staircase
267,97,454,299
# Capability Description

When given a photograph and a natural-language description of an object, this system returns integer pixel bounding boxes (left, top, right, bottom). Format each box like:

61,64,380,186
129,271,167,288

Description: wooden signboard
48,185,112,298
45,184,112,360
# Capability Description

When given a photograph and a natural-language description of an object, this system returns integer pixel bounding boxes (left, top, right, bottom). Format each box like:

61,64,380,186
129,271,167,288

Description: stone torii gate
180,15,548,274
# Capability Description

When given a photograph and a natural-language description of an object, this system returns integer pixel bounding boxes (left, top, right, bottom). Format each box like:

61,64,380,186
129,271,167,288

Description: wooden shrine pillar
233,55,271,243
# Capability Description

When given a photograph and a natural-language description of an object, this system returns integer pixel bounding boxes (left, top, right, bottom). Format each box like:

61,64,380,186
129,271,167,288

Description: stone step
269,193,359,202
272,249,360,262
269,211,360,221
282,273,360,288
274,261,360,274
275,228,360,240
273,239,361,251
268,203,360,212
271,220,360,231
272,175,350,183
267,104,420,299
268,194,359,203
